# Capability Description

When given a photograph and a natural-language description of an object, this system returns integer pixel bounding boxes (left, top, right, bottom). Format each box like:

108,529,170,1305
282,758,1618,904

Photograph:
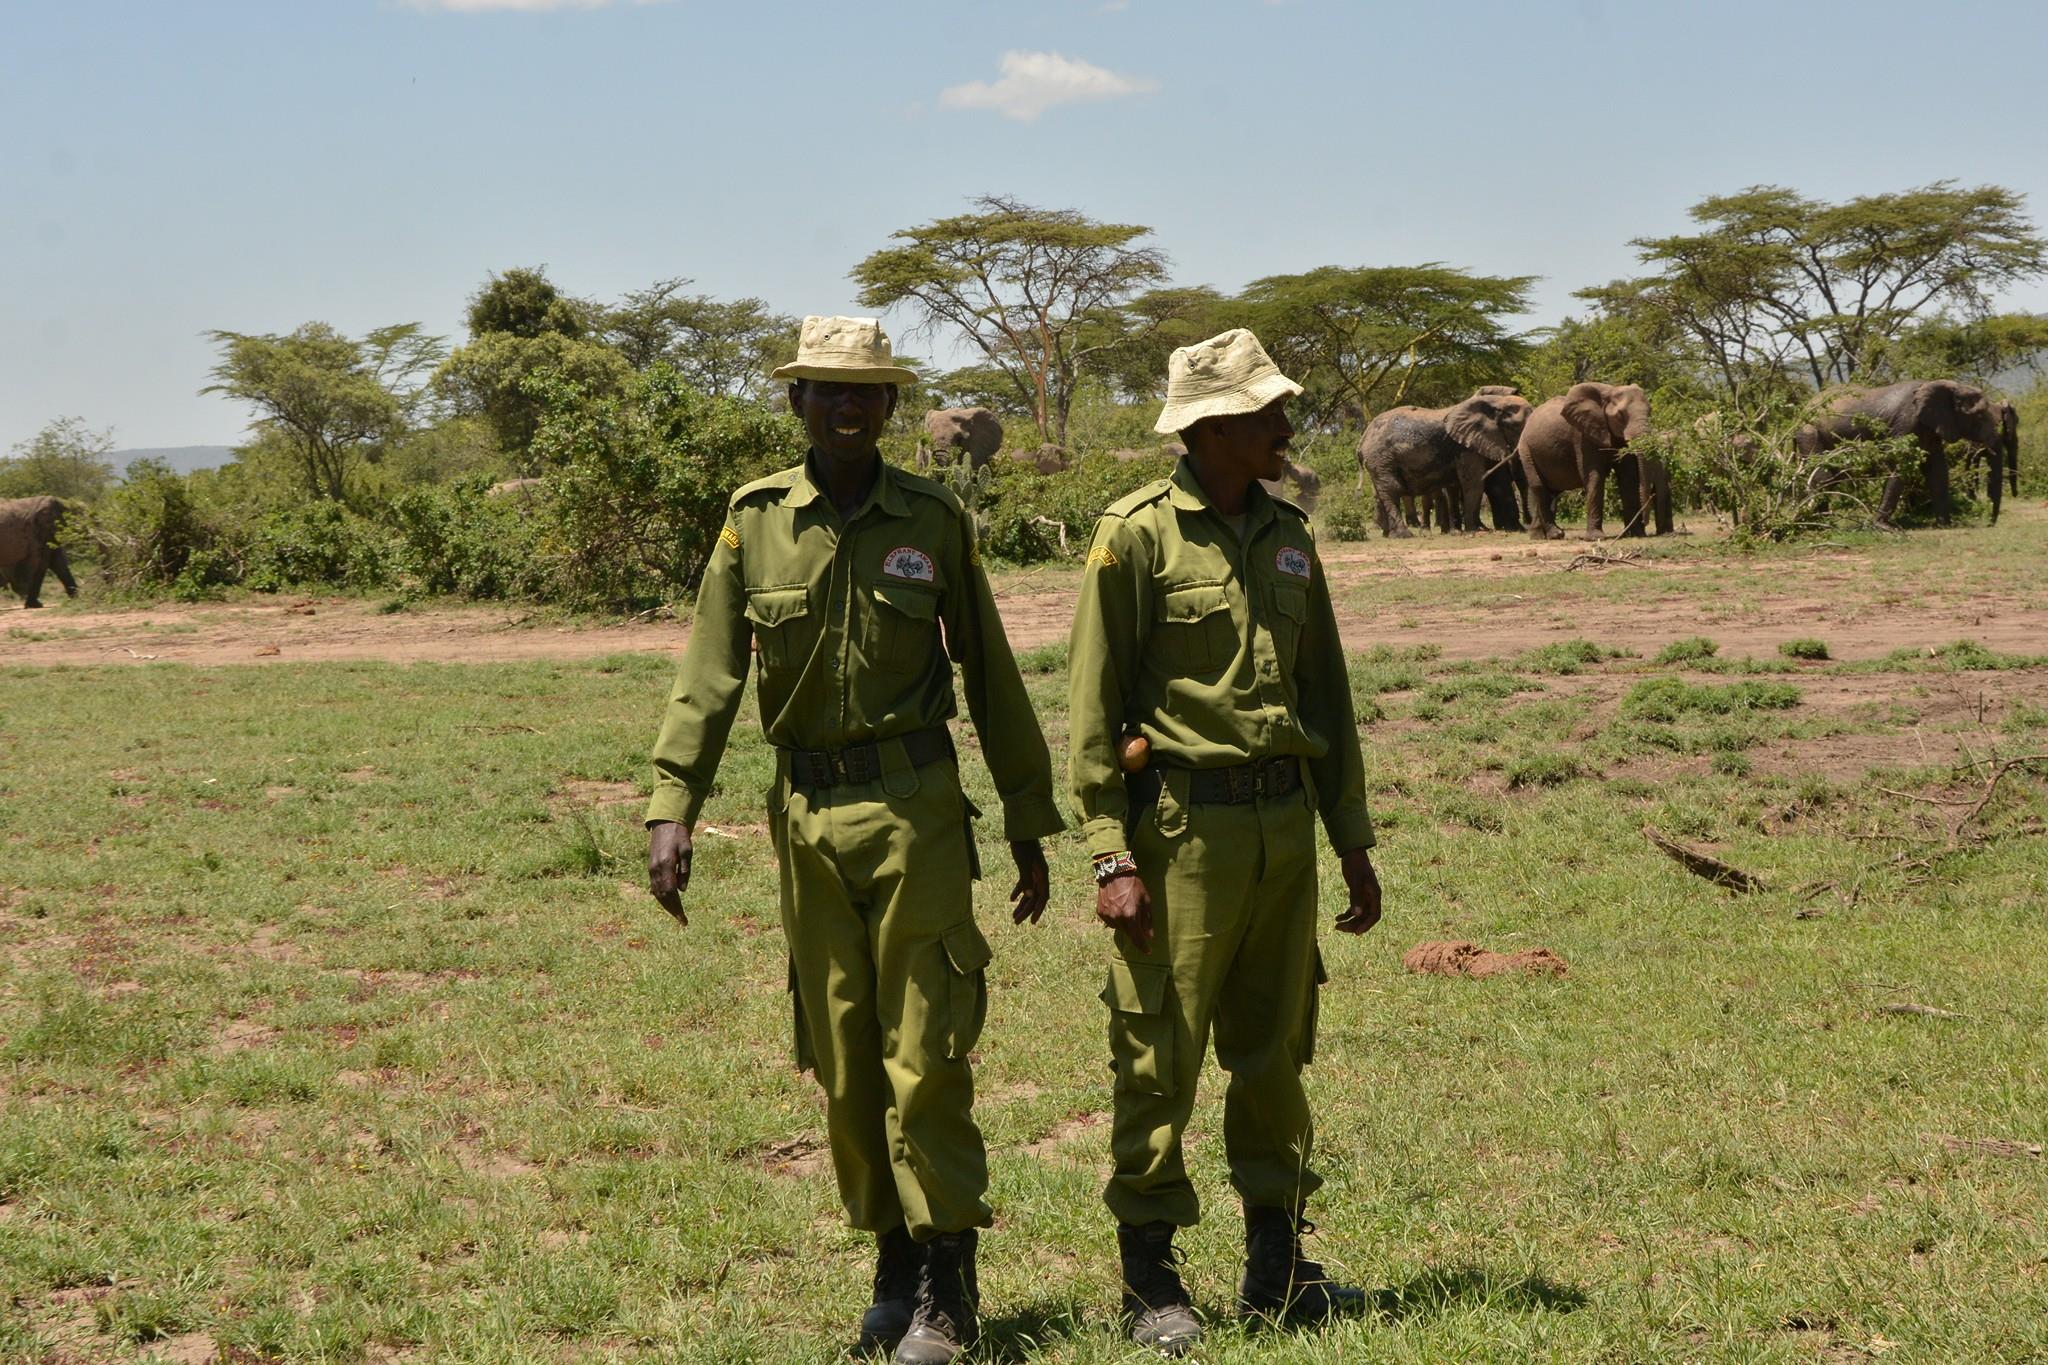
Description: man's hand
1095,871,1154,953
1335,845,1382,934
648,821,693,925
1008,840,1050,925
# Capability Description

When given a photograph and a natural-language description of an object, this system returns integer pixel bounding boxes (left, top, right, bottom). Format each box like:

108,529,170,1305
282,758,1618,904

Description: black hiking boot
893,1229,979,1364
1117,1220,1203,1356
1238,1205,1367,1325
857,1226,922,1355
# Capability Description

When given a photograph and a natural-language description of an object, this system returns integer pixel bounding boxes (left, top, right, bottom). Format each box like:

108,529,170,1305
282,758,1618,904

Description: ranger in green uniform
646,317,1063,1364
1068,329,1384,1354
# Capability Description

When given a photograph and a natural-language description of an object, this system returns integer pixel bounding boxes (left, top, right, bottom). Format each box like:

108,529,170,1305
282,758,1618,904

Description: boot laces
873,1231,920,1302
1125,1229,1191,1309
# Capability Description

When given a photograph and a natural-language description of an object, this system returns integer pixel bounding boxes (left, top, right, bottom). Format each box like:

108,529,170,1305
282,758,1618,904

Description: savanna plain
3,513,2045,1364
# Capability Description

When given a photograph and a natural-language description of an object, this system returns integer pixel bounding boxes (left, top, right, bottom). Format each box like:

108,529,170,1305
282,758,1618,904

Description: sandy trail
3,526,2042,669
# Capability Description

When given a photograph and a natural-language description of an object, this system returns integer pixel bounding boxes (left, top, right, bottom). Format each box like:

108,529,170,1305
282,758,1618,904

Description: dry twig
1643,826,1765,893
1878,1003,1965,1020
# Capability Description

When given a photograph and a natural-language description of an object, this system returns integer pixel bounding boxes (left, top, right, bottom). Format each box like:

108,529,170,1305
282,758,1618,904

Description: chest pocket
1152,581,1235,676
1268,581,1309,671
864,579,941,674
744,586,814,673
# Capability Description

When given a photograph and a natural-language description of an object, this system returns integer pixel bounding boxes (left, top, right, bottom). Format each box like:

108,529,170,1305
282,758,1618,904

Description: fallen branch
1030,516,1071,557
1643,826,1764,893
1878,1003,1965,1020
1950,754,2047,844
1565,546,1646,572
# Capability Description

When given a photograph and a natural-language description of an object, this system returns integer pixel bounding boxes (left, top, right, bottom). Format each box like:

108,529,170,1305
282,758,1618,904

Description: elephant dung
1401,939,1568,979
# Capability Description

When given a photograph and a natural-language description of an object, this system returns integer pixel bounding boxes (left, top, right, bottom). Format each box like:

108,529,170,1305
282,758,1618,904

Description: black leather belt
1127,755,1302,807
783,726,953,788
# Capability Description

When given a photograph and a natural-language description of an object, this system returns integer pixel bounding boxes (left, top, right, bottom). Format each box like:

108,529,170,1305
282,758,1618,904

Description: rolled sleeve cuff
1082,813,1131,859
999,794,1066,843
1323,806,1377,855
643,781,703,830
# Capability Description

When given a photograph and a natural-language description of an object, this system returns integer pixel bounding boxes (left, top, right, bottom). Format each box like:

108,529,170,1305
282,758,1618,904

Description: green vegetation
1652,636,1719,665
3,608,2044,1360
1779,638,1830,661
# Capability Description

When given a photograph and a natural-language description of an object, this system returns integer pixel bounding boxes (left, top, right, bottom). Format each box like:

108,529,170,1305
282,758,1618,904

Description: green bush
389,480,551,600
1779,637,1830,660
1654,636,1720,664
528,367,805,608
84,458,224,593
244,502,395,592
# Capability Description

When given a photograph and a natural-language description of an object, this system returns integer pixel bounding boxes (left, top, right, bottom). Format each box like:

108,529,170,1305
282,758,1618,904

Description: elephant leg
1615,457,1646,538
1400,494,1420,528
1374,482,1411,538
18,560,46,608
1876,473,1906,527
1431,488,1455,533
1455,453,1487,532
1582,465,1607,538
1526,479,1559,540
50,546,78,597
1652,460,1674,535
1925,442,1953,526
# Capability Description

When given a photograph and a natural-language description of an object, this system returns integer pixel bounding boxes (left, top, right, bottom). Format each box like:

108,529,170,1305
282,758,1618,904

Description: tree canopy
1593,182,2048,399
0,416,118,502
203,323,444,501
852,195,1170,444
600,280,799,400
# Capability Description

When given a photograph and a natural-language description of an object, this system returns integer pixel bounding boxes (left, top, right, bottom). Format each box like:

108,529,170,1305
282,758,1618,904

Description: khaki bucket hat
771,315,918,385
1153,328,1303,434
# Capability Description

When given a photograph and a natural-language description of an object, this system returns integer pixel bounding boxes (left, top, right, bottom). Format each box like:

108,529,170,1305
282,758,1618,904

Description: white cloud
411,0,673,12
939,51,1158,123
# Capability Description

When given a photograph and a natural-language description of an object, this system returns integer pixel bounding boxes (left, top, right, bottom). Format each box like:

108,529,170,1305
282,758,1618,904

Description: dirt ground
4,527,2044,669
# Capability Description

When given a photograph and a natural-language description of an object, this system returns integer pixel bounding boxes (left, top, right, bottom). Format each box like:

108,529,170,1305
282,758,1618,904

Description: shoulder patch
1104,479,1173,519
719,525,741,551
1087,543,1118,569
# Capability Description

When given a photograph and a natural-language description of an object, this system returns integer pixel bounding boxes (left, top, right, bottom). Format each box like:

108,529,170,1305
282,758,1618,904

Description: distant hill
111,445,236,476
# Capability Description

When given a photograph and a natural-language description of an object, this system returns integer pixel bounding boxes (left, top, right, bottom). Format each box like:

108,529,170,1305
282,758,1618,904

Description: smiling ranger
644,316,1063,1363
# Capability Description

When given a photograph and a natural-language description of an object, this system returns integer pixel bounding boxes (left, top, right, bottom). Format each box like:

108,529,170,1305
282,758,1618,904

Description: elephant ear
1560,383,1611,446
1913,380,1969,426
1444,398,1514,462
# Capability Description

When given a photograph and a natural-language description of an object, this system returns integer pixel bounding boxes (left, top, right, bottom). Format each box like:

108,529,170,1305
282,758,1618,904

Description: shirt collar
785,452,909,519
1167,455,1277,530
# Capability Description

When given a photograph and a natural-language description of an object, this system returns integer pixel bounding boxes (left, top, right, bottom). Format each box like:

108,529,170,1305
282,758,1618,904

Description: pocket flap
1271,582,1309,622
1101,958,1170,1014
941,921,993,976
873,581,941,620
744,586,810,627
1156,582,1229,625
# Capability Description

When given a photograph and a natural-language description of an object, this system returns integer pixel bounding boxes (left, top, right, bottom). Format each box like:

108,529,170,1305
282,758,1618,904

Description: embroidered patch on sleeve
882,546,936,582
719,525,741,551
1087,544,1118,569
1275,545,1312,578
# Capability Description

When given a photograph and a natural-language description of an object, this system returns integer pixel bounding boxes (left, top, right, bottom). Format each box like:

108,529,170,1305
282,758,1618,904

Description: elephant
920,407,1003,470
1008,443,1069,475
1258,458,1322,511
1,495,80,609
1516,382,1657,539
1794,379,2000,527
1356,389,1534,537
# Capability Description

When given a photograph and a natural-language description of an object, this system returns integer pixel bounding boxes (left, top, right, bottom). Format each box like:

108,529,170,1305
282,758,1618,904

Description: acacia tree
1237,265,1535,427
851,195,1169,444
0,416,117,501
203,323,444,501
1612,183,2047,398
600,279,799,399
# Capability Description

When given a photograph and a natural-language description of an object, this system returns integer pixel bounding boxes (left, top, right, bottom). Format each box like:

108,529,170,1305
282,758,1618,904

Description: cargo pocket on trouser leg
1101,959,1176,1096
787,956,816,1074
939,921,992,1060
1301,947,1328,1067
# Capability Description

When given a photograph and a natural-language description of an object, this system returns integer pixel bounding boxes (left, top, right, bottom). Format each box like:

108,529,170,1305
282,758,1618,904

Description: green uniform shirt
1068,459,1375,859
647,454,1064,842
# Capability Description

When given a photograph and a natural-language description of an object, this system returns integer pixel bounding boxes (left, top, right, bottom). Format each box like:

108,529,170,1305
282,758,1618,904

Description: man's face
791,380,897,467
1199,395,1295,483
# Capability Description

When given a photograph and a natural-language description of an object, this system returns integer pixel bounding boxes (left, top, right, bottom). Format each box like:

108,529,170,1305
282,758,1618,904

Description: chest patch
1274,545,1312,579
881,546,936,582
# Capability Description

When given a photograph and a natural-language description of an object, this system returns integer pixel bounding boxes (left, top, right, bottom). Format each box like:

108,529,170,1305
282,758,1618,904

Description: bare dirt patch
1403,940,1570,978
548,779,642,811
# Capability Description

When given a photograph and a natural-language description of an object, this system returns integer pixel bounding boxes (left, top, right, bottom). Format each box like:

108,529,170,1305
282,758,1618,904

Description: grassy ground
3,536,2047,1362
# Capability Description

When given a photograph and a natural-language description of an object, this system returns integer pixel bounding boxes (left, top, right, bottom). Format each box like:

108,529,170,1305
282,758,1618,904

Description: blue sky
4,0,2045,451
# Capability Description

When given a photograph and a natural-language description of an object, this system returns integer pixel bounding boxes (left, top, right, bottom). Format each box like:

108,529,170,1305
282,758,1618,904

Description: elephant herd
1355,377,2022,540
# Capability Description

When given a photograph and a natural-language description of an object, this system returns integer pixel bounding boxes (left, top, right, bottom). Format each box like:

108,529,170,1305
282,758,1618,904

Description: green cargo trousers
772,749,996,1241
1103,777,1325,1228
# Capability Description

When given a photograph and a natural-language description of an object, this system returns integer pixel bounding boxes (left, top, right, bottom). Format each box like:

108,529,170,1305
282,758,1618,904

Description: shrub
84,459,224,592
389,479,551,599
528,367,805,608
1655,636,1720,665
1779,637,1830,660
243,502,395,592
